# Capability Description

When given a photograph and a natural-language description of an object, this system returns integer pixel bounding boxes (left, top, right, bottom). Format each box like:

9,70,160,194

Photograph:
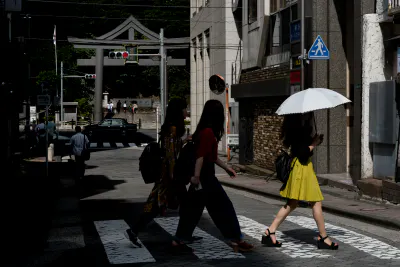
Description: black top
290,134,313,165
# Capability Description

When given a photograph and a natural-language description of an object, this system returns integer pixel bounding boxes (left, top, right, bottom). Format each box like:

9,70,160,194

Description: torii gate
68,16,189,123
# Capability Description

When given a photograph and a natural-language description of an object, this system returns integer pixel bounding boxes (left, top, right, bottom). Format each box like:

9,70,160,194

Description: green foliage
36,70,59,93
26,0,190,117
75,98,93,118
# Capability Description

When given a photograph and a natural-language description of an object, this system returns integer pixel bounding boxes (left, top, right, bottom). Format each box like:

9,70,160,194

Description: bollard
48,143,54,162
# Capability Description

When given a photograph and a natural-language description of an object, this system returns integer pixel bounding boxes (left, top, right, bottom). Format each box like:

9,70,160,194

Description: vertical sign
290,20,301,43
397,47,400,73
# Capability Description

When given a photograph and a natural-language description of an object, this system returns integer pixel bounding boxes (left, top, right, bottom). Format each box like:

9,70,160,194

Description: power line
14,37,242,49
21,13,242,23
27,0,241,9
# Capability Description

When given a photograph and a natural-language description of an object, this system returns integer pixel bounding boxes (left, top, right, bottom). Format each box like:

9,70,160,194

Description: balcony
388,0,400,16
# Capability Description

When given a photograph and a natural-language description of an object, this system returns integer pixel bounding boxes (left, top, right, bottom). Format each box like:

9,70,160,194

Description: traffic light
85,74,96,79
109,51,129,59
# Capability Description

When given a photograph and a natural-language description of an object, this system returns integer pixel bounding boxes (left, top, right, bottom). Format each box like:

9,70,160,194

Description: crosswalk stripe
286,216,400,260
103,142,111,148
237,215,331,258
88,142,138,148
154,217,245,260
94,220,156,264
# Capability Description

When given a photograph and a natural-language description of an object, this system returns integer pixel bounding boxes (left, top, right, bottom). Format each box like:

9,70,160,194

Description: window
192,38,197,60
198,34,203,58
205,29,210,55
281,8,290,46
112,119,123,126
248,0,258,24
100,120,111,126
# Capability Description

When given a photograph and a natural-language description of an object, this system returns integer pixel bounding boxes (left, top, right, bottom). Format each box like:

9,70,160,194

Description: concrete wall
310,0,348,174
190,0,241,152
241,0,270,70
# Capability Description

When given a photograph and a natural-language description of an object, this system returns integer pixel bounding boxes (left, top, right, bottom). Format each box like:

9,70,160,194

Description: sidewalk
216,173,400,230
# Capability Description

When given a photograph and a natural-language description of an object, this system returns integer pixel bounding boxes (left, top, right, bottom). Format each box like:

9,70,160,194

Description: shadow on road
78,175,126,199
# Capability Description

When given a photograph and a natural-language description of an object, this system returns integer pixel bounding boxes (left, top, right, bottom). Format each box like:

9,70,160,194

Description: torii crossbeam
68,16,189,123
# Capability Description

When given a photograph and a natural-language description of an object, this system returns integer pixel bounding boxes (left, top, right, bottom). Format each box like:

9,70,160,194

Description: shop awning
231,78,290,99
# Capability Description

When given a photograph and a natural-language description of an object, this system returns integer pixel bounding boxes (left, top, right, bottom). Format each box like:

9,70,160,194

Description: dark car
83,118,138,143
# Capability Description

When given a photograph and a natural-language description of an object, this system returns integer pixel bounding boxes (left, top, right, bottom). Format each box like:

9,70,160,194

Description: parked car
83,118,138,143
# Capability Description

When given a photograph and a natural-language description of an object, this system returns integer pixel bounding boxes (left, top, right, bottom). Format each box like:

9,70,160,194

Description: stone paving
7,145,400,267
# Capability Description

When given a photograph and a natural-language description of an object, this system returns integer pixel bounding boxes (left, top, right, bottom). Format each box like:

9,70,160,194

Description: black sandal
317,234,339,250
261,229,282,247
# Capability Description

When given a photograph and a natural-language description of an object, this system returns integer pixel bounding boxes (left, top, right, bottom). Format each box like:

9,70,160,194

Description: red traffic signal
85,74,96,79
109,51,129,59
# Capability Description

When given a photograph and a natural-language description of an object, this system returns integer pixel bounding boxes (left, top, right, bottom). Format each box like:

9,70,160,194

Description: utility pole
160,28,165,124
24,14,31,126
61,61,64,121
300,0,305,91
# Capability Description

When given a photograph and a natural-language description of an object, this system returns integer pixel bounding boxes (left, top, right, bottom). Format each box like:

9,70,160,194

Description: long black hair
193,99,225,142
280,112,315,148
160,98,187,138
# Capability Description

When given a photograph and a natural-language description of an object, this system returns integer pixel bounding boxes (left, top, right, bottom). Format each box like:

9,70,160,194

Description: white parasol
276,88,351,115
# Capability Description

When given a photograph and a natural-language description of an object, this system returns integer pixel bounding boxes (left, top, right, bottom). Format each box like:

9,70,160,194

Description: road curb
218,179,400,231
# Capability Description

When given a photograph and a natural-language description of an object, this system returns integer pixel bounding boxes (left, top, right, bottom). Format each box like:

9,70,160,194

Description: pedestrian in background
70,126,90,180
171,99,254,253
117,100,121,114
262,113,338,250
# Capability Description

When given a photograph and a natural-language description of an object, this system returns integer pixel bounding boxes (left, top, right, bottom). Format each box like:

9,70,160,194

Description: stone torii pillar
94,48,104,122
68,16,189,123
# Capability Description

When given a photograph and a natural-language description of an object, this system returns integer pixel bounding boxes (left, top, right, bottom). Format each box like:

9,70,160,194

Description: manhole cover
359,208,388,211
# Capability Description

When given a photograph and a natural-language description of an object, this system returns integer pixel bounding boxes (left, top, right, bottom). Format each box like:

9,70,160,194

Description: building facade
231,0,398,182
190,0,242,152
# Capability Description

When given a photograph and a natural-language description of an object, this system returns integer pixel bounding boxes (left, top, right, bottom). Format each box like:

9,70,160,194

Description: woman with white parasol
262,88,350,250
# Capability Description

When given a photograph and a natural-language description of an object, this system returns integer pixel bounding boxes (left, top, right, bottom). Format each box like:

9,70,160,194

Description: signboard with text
290,71,301,84
290,20,301,43
37,95,51,106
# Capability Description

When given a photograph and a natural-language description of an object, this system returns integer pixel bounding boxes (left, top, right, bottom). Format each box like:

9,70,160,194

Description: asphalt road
10,146,400,267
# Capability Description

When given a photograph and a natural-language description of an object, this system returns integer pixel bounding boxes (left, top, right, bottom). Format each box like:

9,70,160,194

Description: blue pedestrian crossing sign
308,35,330,60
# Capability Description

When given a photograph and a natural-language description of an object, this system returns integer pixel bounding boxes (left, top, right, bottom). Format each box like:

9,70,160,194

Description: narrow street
10,138,400,267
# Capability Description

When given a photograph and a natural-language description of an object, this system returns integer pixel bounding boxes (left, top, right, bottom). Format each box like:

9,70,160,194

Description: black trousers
175,163,242,242
75,155,86,178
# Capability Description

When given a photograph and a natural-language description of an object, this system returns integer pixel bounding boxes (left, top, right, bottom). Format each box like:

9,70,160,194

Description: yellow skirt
280,157,324,202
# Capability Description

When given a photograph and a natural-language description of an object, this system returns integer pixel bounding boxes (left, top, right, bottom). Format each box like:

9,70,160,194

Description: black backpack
275,150,297,184
174,140,196,185
139,141,163,184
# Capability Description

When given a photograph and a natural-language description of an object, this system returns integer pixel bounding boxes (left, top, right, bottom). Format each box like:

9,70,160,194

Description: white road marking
88,142,139,148
154,217,245,260
286,216,400,260
103,142,111,148
237,215,331,258
45,226,85,252
94,220,156,264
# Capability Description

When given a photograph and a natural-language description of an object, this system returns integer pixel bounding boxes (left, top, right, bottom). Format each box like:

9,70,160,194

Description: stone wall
240,66,290,84
253,96,287,170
